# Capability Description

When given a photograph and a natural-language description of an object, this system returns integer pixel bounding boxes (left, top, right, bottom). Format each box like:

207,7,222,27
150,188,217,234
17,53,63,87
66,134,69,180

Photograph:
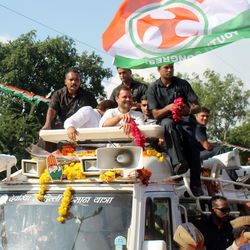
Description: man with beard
100,85,144,134
110,68,148,111
42,69,97,130
194,196,234,250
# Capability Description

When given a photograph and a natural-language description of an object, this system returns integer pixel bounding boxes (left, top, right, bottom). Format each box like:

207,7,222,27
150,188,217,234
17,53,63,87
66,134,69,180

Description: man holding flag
147,63,203,196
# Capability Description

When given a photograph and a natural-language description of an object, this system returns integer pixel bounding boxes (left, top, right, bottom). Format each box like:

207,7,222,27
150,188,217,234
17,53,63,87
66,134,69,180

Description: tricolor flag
103,0,250,69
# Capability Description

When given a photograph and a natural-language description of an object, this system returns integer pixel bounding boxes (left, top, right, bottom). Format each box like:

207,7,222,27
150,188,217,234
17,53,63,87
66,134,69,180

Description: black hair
209,195,228,210
141,95,148,102
233,225,250,239
65,68,79,78
196,107,210,114
115,85,131,98
97,100,117,112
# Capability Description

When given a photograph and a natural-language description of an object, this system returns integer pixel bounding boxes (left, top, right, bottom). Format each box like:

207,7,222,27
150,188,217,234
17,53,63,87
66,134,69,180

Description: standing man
110,67,148,110
147,63,202,196
100,85,144,135
195,107,225,161
194,196,234,250
42,69,97,130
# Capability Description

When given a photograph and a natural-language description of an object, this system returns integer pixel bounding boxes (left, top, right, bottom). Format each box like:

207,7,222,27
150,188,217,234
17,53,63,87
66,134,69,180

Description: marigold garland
62,162,86,180
143,149,165,162
129,120,146,149
36,169,51,201
99,170,122,182
57,186,73,223
172,97,185,122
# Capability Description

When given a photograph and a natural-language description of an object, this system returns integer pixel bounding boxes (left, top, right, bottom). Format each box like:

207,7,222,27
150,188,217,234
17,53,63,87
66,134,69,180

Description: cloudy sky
0,0,249,97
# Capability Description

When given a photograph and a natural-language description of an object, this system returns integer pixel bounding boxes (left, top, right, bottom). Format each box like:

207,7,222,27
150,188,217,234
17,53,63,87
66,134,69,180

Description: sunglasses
215,207,231,213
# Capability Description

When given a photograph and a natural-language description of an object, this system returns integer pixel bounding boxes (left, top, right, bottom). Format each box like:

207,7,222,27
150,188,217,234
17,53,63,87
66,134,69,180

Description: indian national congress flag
102,0,250,69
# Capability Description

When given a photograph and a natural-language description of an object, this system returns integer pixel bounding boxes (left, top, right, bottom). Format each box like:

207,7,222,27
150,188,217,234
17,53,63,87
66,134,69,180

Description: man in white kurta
64,100,116,142
99,86,144,134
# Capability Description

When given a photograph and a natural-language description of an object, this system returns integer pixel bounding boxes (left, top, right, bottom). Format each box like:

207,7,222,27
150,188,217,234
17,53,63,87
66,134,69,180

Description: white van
0,125,249,250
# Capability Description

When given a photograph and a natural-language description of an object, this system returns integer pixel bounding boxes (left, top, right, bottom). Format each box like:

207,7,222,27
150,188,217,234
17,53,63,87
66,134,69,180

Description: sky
0,0,250,97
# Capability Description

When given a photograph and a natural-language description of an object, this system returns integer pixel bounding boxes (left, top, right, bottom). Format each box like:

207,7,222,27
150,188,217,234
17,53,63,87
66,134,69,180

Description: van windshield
0,191,132,250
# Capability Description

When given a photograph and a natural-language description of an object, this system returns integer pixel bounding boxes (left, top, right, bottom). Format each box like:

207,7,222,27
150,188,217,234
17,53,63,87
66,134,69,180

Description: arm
102,113,133,127
41,107,57,130
200,140,214,150
152,104,176,120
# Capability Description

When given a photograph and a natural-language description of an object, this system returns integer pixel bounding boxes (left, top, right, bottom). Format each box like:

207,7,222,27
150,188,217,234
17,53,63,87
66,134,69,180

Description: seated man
147,63,203,196
100,85,144,134
141,95,157,125
110,67,148,110
195,107,225,162
64,100,116,142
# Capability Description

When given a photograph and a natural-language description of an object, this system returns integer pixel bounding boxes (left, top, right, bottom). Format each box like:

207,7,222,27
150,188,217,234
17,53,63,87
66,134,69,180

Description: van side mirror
142,240,167,250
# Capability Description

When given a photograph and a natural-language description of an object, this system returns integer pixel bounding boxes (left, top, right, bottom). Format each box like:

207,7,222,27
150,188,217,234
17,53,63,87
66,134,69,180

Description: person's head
231,216,250,246
64,69,80,95
210,196,230,222
239,202,250,216
140,95,153,119
115,85,133,112
157,63,174,82
117,67,132,84
173,223,205,250
96,100,117,116
195,107,210,126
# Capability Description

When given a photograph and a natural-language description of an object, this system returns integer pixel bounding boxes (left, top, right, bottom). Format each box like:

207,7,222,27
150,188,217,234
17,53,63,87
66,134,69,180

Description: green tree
0,31,112,163
227,121,250,165
181,69,250,140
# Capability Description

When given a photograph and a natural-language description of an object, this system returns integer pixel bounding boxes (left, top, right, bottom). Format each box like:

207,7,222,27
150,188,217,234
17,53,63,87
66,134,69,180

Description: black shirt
147,76,198,119
194,216,234,250
110,79,148,103
50,86,97,128
195,123,208,151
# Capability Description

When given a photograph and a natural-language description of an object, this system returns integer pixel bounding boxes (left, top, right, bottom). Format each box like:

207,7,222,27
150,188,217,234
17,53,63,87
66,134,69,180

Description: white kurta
64,106,101,129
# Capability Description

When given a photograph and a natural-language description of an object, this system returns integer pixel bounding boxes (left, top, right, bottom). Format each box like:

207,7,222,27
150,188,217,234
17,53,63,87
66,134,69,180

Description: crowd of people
174,196,250,250
40,64,233,197
39,66,250,249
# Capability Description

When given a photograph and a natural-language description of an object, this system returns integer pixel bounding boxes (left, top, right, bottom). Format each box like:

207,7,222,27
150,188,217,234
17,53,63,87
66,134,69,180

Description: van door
143,192,182,250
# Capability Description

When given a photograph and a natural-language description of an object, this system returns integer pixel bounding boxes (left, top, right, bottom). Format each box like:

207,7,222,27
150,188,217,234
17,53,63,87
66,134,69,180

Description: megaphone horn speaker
96,146,143,170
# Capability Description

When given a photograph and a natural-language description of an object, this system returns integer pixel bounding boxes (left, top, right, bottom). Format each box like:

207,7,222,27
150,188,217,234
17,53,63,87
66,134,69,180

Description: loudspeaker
22,159,47,178
96,146,143,170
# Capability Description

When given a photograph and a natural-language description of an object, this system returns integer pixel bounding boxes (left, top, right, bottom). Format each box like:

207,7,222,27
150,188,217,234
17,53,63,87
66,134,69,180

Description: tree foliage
0,30,111,101
180,69,250,140
227,122,250,164
0,31,112,163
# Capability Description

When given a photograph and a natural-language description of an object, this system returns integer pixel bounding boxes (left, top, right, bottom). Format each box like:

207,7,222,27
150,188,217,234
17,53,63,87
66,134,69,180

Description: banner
103,0,250,69
0,84,51,105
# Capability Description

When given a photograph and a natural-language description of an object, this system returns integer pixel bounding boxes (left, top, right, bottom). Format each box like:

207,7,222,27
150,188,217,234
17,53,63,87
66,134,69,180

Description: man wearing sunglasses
194,196,234,250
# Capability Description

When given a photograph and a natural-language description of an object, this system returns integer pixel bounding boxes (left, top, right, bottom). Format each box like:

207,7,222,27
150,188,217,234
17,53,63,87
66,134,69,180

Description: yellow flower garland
99,170,122,182
62,162,86,181
57,186,73,223
36,169,51,201
143,149,165,162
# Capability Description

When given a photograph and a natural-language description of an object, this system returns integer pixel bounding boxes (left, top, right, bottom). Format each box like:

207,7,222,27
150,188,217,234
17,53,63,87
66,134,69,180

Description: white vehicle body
0,125,249,250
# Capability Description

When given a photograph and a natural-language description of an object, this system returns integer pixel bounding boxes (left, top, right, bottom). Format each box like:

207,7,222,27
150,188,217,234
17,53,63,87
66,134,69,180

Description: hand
41,124,51,130
176,105,189,116
67,126,78,143
121,113,133,123
120,122,131,135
